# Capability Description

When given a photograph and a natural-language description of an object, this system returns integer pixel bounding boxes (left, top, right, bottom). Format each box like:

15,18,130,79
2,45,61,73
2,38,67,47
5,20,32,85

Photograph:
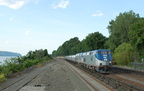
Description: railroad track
111,67,144,76
65,59,144,91
64,60,114,91
110,67,144,89
0,62,52,91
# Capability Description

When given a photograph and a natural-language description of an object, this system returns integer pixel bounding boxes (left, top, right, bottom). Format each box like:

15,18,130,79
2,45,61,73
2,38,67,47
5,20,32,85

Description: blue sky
0,0,144,55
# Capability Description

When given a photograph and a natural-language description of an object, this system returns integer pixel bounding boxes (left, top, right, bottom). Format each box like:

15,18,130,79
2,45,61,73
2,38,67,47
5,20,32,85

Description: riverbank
0,56,18,65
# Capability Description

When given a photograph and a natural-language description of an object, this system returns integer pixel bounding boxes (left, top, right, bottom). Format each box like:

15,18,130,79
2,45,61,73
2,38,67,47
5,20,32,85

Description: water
0,56,17,65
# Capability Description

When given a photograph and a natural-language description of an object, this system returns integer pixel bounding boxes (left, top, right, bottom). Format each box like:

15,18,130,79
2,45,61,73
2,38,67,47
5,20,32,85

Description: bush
4,58,25,73
0,65,9,77
24,59,39,68
0,49,52,84
113,43,134,66
0,74,6,83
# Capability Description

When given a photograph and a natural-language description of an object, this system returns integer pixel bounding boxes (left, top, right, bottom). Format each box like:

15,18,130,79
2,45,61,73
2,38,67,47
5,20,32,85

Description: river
0,56,18,65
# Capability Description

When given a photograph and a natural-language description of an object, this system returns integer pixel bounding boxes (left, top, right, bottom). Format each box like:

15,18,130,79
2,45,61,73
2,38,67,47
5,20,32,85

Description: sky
0,0,144,55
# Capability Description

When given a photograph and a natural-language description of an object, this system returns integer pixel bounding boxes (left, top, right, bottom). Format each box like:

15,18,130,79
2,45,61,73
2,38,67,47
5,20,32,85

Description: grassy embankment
0,49,52,83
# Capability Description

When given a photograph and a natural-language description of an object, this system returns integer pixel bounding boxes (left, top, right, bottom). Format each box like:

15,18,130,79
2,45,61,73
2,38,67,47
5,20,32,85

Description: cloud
92,13,103,16
52,0,69,9
92,10,104,17
0,0,39,9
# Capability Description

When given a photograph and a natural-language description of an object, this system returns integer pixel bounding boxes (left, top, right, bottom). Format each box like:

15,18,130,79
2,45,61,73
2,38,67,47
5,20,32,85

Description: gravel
1,58,112,91
19,59,91,91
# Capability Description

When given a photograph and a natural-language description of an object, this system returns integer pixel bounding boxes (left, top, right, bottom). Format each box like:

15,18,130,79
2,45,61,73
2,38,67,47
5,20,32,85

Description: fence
130,62,144,72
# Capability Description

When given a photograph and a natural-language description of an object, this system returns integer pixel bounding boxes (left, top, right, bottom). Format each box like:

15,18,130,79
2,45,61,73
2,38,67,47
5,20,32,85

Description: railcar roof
96,49,111,52
81,49,111,53
76,49,111,56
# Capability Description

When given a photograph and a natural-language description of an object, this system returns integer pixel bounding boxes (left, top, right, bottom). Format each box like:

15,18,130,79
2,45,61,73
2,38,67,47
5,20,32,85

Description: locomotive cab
95,49,112,73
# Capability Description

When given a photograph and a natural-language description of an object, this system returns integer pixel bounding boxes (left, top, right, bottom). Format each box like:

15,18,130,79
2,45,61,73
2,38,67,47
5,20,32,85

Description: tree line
52,10,144,66
52,32,107,56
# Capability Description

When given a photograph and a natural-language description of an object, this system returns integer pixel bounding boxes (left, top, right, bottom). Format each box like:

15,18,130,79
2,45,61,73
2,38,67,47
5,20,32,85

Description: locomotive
65,49,112,73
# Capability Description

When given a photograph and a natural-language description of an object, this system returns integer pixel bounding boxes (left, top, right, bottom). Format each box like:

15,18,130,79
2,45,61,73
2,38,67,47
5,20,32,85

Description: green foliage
0,74,6,83
52,10,144,67
5,58,24,73
84,32,107,51
24,59,39,68
19,49,51,62
129,18,144,59
0,49,52,83
113,43,134,66
0,58,25,76
80,39,89,52
53,37,81,56
52,32,107,56
106,10,140,51
0,65,9,77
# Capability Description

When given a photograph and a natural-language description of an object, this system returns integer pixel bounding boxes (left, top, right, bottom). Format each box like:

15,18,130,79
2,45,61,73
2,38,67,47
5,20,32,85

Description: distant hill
0,51,21,56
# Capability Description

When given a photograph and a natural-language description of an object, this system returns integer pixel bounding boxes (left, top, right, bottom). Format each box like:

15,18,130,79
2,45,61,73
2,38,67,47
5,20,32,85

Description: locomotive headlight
109,62,112,65
99,61,102,65
104,59,107,61
109,63,112,65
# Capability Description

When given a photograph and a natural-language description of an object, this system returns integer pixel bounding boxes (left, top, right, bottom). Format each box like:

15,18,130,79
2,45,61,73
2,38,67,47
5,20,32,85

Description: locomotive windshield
98,51,111,54
96,49,112,61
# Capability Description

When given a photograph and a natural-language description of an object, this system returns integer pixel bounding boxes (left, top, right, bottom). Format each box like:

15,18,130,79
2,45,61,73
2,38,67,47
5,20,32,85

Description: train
65,49,112,73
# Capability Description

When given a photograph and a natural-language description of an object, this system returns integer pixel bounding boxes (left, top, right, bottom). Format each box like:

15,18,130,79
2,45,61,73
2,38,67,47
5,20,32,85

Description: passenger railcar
65,49,112,73
65,55,76,61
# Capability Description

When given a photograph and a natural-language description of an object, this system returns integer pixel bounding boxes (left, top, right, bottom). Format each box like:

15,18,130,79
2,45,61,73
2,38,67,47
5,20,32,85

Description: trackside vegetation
0,49,52,83
52,10,144,66
113,43,134,66
52,32,107,56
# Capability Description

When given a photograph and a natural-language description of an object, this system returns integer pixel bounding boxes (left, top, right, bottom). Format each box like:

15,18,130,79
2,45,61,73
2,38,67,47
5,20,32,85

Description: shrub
24,59,39,68
0,74,7,83
0,49,52,83
4,58,25,73
113,43,134,66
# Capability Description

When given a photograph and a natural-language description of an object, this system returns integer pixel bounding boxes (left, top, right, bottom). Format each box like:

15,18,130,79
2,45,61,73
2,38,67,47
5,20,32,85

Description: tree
107,10,140,51
113,43,134,66
84,32,107,51
129,18,144,60
80,39,90,52
20,49,51,62
52,37,81,56
52,32,108,56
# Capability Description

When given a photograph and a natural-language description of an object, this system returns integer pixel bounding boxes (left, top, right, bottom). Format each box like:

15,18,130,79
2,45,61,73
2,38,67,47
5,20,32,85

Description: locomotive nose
104,66,108,71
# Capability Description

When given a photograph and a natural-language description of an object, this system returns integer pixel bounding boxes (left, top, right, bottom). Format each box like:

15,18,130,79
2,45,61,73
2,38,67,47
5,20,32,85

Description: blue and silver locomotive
65,49,112,73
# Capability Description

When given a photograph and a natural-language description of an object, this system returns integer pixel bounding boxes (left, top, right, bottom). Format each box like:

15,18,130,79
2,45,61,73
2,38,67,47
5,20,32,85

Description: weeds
0,49,52,83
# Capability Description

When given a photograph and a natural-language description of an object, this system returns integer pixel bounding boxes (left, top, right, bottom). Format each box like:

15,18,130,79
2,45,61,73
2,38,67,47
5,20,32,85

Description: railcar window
90,52,93,55
98,52,101,54
107,52,111,54
98,51,104,54
83,53,86,55
86,53,88,55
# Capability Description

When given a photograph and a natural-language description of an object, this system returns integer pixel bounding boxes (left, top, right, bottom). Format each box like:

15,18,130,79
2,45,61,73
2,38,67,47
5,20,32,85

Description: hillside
0,51,21,56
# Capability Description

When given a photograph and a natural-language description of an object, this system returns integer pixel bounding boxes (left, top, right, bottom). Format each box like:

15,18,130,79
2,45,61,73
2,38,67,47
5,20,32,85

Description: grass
0,57,52,83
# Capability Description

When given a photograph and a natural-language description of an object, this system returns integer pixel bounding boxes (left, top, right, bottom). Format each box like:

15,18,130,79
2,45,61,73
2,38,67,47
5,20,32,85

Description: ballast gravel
19,59,91,91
